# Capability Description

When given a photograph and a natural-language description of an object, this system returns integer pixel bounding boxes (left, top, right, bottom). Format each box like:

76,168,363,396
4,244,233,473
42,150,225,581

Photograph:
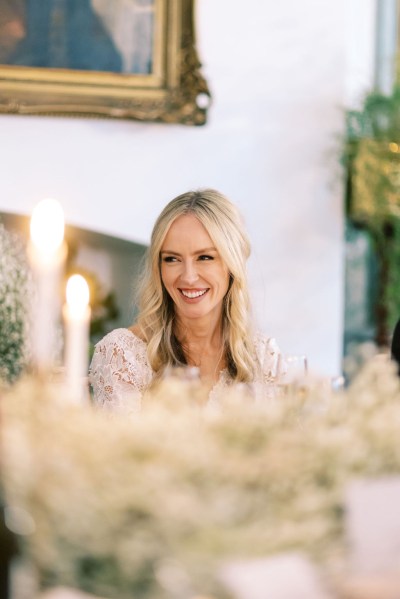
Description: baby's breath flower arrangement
0,222,31,384
1,357,400,598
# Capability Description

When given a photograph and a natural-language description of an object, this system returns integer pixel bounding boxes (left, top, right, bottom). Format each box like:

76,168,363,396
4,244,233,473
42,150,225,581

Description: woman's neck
175,315,226,381
175,314,223,350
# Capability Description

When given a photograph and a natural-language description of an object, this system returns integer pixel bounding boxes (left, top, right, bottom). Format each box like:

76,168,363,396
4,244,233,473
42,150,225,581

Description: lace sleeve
88,329,153,414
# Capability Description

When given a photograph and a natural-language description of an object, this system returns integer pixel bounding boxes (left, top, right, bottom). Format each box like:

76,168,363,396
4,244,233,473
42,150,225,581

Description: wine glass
280,354,308,383
276,353,308,400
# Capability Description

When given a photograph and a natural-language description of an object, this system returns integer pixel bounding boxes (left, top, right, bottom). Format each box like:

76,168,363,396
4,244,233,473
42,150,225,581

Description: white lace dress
89,328,281,414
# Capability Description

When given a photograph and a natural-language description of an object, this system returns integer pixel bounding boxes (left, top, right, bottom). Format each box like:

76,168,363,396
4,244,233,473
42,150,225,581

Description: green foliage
344,86,400,203
0,223,31,383
344,86,400,341
381,219,400,332
346,86,400,142
89,289,119,339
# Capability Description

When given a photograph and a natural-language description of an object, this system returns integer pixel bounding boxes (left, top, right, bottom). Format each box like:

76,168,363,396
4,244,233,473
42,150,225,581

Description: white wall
0,0,376,376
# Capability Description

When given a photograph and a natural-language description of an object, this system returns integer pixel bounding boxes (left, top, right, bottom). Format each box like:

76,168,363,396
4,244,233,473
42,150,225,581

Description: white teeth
181,289,207,299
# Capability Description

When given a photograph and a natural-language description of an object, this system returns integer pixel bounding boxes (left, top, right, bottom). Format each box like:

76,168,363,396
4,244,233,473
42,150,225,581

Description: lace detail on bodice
89,328,281,413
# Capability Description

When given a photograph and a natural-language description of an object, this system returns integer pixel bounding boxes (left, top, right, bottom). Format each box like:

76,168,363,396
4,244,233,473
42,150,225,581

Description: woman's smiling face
160,214,230,323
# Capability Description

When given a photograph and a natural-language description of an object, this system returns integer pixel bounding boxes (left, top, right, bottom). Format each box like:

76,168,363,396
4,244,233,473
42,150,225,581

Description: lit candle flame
30,198,65,255
66,274,90,319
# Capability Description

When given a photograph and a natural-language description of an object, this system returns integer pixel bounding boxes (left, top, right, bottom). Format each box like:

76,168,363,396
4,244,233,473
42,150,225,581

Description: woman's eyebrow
196,247,217,253
160,247,217,255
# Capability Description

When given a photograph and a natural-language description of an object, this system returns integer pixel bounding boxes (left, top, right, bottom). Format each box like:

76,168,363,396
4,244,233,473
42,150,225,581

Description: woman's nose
180,260,199,284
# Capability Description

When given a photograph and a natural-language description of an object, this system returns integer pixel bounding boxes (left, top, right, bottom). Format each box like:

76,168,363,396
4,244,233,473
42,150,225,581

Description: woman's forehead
162,214,214,249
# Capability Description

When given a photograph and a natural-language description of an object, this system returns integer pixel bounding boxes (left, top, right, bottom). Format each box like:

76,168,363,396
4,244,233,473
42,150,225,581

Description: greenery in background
65,244,120,359
385,219,400,329
343,224,378,365
73,269,119,340
343,84,400,343
0,222,31,384
345,85,400,144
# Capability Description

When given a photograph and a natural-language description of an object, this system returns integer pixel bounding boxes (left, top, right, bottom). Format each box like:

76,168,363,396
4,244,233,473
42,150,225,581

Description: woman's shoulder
89,327,152,406
94,327,147,354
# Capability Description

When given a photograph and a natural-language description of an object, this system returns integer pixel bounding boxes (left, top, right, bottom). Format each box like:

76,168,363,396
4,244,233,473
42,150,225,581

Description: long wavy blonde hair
135,189,257,382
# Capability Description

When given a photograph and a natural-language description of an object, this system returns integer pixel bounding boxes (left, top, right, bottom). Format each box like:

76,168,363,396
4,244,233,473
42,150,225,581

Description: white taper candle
64,274,90,403
28,198,66,374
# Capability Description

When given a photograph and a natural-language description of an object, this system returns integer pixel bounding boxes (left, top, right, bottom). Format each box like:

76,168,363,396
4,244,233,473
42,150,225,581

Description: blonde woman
89,189,282,412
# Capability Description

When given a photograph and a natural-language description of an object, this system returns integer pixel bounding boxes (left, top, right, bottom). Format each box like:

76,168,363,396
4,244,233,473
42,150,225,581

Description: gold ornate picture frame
0,0,210,125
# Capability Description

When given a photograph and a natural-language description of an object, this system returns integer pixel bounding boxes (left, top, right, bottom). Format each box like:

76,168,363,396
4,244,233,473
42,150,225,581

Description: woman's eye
198,255,214,261
163,256,178,263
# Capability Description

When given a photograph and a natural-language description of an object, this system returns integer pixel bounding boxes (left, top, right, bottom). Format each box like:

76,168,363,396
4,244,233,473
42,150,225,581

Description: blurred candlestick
64,274,90,403
28,199,66,374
